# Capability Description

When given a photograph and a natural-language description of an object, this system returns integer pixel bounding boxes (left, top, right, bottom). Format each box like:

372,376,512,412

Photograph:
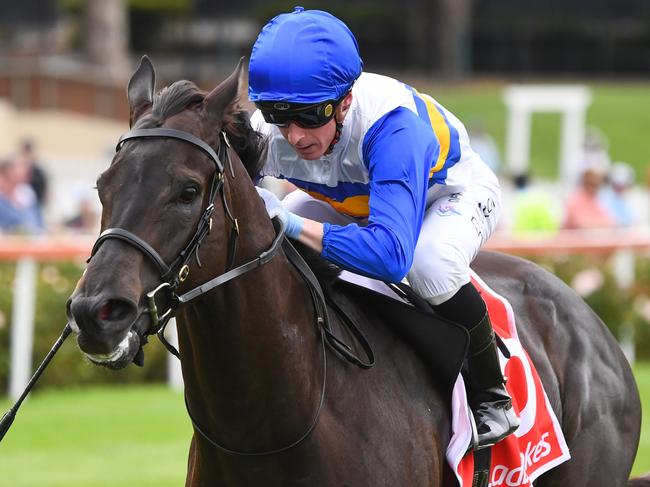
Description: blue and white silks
252,72,494,283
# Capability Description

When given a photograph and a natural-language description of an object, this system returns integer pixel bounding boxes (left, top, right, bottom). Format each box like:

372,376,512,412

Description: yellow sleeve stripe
415,91,451,177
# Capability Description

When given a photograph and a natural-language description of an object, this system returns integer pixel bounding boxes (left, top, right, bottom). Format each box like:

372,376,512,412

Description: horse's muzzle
66,293,145,369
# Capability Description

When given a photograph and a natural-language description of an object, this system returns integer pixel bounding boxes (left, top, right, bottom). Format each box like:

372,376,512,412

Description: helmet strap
325,119,344,156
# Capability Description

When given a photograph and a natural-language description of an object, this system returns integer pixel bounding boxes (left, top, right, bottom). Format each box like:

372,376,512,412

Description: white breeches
281,166,501,306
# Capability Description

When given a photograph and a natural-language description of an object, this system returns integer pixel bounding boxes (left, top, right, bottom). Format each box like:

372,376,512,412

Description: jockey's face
279,119,336,160
278,92,353,160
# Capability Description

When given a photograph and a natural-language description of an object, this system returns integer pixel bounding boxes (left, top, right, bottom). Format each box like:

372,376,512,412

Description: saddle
283,238,468,396
284,240,493,487
326,278,469,396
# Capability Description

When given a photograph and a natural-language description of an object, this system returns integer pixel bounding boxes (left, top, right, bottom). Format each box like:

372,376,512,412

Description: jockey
248,6,519,449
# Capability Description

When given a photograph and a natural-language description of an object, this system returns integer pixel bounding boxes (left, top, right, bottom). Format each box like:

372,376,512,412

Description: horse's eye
179,186,199,204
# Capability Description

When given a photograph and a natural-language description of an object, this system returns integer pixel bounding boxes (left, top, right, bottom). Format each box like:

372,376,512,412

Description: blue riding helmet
248,7,363,104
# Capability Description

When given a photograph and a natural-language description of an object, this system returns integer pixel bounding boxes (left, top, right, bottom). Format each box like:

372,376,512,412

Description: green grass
0,385,191,487
411,81,650,182
1,365,649,485
635,363,650,476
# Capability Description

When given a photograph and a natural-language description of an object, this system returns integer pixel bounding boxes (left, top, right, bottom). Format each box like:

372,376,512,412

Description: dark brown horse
67,57,649,487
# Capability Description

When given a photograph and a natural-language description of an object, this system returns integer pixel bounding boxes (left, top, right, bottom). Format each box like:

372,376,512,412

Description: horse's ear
127,55,156,126
204,57,246,125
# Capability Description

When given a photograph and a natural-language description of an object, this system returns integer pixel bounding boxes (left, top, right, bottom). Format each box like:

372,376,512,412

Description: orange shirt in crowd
563,188,615,230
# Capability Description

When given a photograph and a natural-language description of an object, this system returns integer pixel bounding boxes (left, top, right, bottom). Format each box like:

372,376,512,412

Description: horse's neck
177,194,322,451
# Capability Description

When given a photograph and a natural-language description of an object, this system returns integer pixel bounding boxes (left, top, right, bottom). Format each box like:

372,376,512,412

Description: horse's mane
134,80,266,180
221,108,266,180
292,241,342,286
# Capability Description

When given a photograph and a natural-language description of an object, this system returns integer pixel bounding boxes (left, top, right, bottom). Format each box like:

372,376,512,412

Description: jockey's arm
296,218,324,253
315,108,438,282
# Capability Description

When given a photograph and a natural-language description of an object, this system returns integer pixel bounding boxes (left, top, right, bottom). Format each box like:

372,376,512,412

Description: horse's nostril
97,299,137,323
98,303,111,321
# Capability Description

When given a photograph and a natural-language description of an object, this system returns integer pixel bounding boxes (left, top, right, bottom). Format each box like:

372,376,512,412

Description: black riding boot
466,312,519,449
432,283,519,449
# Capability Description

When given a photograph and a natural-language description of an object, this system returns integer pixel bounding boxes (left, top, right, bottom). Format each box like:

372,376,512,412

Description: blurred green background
431,83,650,181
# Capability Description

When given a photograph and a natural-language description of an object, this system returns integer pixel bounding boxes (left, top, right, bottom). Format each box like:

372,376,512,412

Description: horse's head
67,56,262,368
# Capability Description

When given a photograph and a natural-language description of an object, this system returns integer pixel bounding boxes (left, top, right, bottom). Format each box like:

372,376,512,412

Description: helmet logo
273,102,291,110
323,103,334,117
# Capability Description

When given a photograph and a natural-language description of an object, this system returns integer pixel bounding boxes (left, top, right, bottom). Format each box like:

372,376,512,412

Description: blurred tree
82,0,129,78
0,0,57,25
434,0,472,79
405,0,433,69
374,0,474,77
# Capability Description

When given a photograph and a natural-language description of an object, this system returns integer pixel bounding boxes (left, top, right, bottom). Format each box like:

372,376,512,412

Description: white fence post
9,258,37,400
503,85,591,188
165,318,184,391
612,250,636,364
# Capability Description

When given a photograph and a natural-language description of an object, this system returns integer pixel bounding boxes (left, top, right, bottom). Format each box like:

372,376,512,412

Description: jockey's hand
255,187,304,239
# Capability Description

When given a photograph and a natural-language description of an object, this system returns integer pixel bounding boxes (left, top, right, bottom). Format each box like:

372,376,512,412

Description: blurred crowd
0,127,647,240
490,127,650,237
0,139,46,235
505,162,643,237
0,139,98,236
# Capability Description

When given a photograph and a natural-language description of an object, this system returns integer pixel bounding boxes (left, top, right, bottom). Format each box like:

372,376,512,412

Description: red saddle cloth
449,272,571,487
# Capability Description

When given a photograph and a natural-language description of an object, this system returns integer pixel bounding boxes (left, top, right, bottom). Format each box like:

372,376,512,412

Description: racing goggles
255,97,343,128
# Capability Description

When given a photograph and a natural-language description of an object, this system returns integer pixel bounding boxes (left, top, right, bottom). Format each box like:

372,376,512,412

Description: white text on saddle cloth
449,273,571,487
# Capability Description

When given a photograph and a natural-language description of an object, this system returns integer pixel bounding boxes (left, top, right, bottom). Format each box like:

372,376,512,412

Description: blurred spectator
467,119,501,174
0,159,43,234
63,184,99,233
599,161,636,227
563,168,615,230
574,126,611,182
12,139,49,227
509,173,561,237
21,139,48,204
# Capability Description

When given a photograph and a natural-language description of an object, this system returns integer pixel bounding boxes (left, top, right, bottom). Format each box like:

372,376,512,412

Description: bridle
88,127,315,455
89,127,285,351
87,126,373,456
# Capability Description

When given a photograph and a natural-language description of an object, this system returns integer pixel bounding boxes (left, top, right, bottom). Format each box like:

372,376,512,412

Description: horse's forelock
134,80,205,129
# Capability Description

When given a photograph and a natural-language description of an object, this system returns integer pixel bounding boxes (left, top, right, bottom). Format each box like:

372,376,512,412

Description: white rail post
612,250,636,364
504,105,531,177
165,318,184,391
503,85,591,188
9,258,37,400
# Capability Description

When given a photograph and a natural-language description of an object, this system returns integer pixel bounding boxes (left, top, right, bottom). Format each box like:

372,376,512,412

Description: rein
87,126,374,456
